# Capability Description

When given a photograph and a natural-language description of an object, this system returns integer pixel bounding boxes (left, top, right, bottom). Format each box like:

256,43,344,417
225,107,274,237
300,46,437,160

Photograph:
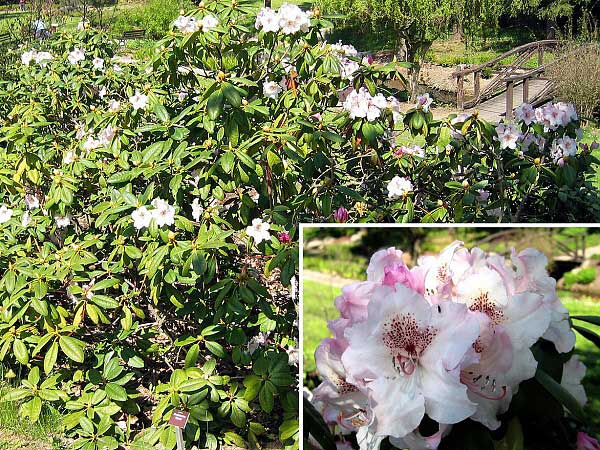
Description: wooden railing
452,40,560,109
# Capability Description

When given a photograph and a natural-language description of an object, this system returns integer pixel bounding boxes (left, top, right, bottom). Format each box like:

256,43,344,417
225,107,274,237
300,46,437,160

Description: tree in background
317,0,503,100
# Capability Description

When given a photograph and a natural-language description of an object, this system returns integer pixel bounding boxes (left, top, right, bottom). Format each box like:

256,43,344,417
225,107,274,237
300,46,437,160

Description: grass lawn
0,382,66,449
303,279,600,435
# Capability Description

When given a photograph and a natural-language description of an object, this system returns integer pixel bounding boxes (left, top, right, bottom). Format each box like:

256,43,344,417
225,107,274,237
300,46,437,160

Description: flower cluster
20,49,53,67
496,102,582,164
312,242,582,450
255,3,311,34
343,87,399,122
131,198,176,229
173,14,219,33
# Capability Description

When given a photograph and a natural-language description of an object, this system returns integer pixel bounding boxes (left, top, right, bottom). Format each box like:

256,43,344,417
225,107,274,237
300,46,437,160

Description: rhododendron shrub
307,243,600,450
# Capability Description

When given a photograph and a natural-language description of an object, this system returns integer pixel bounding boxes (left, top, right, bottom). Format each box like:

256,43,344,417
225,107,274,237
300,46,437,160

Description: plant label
169,409,189,429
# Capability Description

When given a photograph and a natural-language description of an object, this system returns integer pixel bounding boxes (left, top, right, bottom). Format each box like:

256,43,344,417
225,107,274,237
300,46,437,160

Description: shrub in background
564,267,597,288
547,42,600,120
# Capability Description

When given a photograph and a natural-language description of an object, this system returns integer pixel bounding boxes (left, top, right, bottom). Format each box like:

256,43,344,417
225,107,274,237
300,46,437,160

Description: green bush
111,0,195,39
564,267,597,288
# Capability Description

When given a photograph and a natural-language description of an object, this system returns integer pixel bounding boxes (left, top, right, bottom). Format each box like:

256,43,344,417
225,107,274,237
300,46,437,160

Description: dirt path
302,269,359,288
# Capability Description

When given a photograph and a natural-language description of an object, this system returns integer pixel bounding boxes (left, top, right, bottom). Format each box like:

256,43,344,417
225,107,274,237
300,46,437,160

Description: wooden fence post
457,73,464,109
538,46,544,67
523,77,529,103
474,71,480,100
506,81,514,120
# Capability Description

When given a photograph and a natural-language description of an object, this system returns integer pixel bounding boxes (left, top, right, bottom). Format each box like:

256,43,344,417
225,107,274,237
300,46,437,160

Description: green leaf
13,339,29,365
205,340,226,358
185,344,200,369
105,382,128,402
573,324,600,349
230,403,246,428
259,380,276,413
535,368,585,422
44,340,59,375
220,152,235,174
243,375,261,401
0,388,31,402
59,336,85,363
207,90,224,120
222,82,242,107
153,103,170,122
572,315,600,327
303,397,335,450
493,417,523,450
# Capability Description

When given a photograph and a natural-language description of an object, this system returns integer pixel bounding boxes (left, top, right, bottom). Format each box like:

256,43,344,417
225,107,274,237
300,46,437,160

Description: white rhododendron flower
24,194,40,210
98,125,117,147
255,7,280,32
92,57,104,70
68,47,86,65
263,80,283,99
64,151,77,164
514,103,535,125
561,355,587,407
34,51,53,67
191,198,203,221
395,144,425,158
108,100,121,112
129,91,149,111
495,123,521,150
54,215,71,228
387,176,413,198
21,211,31,227
132,206,152,229
0,205,13,224
550,135,578,164
174,15,200,33
278,3,311,34
21,50,36,66
201,15,219,31
150,198,176,227
415,93,433,112
246,218,271,243
82,136,101,152
343,87,386,122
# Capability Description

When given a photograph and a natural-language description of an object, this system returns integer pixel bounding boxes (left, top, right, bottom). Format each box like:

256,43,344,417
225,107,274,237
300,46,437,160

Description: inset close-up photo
303,226,600,450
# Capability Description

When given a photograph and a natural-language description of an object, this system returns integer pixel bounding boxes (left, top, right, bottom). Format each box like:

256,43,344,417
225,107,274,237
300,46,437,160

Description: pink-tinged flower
422,242,552,430
150,198,175,227
495,123,521,150
334,282,377,324
313,333,371,431
477,189,490,202
514,103,535,125
416,93,433,112
561,355,587,407
255,7,280,32
341,284,480,439
577,432,600,450
278,231,291,244
511,248,575,353
333,206,349,223
366,247,426,294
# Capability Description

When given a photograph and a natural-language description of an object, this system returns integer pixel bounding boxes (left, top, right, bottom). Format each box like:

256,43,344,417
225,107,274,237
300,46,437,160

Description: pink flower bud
333,206,349,223
592,141,599,150
278,231,291,244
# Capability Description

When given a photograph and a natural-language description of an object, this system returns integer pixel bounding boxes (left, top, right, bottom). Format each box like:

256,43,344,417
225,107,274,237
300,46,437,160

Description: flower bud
278,231,291,244
462,180,470,189
333,207,349,223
